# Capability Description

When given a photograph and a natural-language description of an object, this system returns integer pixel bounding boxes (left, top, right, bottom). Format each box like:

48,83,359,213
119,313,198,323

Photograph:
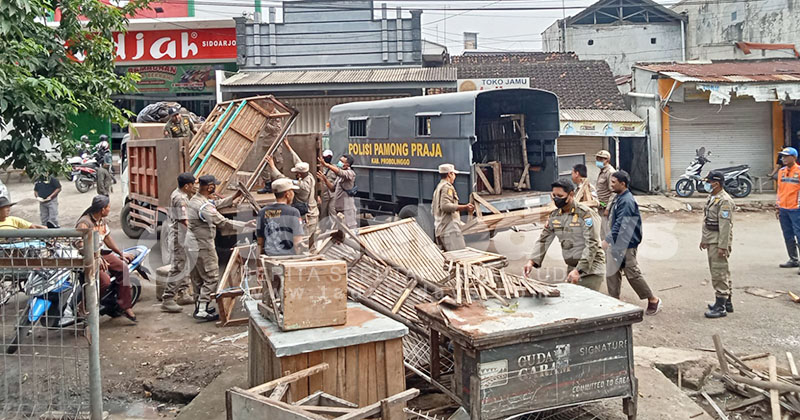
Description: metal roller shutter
557,136,605,180
279,96,402,134
668,100,773,186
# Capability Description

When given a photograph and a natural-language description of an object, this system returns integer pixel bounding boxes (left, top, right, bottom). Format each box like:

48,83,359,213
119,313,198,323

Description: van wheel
398,204,434,239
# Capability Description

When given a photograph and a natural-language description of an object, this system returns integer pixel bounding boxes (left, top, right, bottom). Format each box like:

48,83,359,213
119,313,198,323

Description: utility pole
561,0,567,51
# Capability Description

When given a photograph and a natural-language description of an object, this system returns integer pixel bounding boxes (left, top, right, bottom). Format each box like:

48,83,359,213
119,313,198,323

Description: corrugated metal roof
223,67,457,86
560,108,643,123
636,60,800,83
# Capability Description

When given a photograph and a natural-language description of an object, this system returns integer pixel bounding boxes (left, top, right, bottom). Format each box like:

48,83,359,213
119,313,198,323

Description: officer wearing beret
700,171,735,318
524,179,606,291
432,164,474,251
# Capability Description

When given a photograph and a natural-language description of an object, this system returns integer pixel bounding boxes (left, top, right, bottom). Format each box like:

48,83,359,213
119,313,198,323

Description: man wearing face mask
432,164,475,251
523,179,605,291
186,175,256,321
318,150,337,230
700,171,735,318
595,150,617,237
317,154,357,230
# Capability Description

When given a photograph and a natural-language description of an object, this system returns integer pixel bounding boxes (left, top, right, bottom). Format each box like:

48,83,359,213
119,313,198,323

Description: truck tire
398,204,434,239
121,202,144,239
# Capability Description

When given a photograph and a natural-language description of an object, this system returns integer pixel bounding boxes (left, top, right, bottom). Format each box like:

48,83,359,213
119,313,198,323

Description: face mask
703,182,712,192
553,196,569,208
336,161,344,168
595,161,605,169
323,156,333,164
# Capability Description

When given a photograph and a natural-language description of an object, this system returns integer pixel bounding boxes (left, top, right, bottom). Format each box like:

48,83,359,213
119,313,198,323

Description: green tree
0,0,147,179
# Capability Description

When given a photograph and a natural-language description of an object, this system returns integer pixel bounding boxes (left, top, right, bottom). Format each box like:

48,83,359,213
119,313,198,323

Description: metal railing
0,228,102,419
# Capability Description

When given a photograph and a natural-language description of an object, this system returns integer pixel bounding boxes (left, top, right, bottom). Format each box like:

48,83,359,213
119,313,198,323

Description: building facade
541,0,687,76
629,59,799,191
672,0,800,61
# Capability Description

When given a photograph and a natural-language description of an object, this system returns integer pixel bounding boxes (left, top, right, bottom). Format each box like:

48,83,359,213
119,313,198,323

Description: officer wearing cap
318,150,338,231
264,142,318,245
432,164,474,251
524,179,605,291
186,175,255,321
163,107,196,138
700,171,735,318
776,147,800,270
161,172,197,313
257,178,304,256
595,150,617,237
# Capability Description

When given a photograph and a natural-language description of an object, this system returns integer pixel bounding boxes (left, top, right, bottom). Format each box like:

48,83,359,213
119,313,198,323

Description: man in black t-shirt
33,175,61,228
257,178,304,256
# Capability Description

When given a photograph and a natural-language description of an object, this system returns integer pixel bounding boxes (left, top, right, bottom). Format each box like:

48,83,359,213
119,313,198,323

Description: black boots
705,296,728,318
193,302,220,322
780,260,799,268
707,296,733,313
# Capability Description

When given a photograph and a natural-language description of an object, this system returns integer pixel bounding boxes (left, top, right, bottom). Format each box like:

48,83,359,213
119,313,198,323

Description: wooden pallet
215,244,261,327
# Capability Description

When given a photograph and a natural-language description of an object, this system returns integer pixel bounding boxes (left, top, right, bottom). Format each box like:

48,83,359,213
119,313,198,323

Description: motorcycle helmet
80,135,89,142
97,135,109,151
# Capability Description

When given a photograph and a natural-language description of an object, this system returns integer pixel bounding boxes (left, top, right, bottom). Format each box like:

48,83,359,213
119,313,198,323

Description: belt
704,222,719,232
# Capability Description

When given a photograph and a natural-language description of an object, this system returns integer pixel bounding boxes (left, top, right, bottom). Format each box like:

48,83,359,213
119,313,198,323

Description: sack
344,185,358,197
292,201,309,216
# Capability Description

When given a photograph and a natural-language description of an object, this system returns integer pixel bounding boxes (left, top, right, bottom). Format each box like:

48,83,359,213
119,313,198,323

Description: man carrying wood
265,141,318,246
524,179,605,291
700,171,735,318
432,164,474,251
318,150,338,231
571,163,597,202
161,172,197,313
186,175,255,322
317,154,358,230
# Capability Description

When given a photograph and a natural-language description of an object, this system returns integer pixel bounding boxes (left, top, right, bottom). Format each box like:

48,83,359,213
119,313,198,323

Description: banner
560,120,646,137
114,28,237,63
124,64,217,93
457,78,530,92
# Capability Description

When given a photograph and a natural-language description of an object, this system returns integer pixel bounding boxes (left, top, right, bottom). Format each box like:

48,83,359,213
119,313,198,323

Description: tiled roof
635,60,800,82
454,57,627,110
222,66,457,86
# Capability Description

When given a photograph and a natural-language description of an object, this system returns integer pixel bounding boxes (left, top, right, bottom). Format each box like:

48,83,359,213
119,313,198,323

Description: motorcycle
71,143,112,193
6,245,150,354
72,165,97,193
674,147,753,198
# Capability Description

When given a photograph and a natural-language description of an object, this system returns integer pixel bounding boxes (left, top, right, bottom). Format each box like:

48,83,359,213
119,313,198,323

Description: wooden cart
415,283,644,420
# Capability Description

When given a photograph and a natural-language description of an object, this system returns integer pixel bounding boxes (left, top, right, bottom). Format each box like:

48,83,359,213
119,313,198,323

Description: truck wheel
398,204,434,239
121,203,144,239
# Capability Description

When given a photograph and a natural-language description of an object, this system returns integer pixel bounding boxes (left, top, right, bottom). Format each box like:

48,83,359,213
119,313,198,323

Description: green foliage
0,0,148,179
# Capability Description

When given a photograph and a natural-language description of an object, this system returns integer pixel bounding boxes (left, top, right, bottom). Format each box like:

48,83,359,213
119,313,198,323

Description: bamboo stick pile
444,263,560,306
442,247,508,270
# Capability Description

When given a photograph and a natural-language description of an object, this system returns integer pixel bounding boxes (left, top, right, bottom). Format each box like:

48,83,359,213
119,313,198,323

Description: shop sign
124,64,217,93
114,28,237,62
560,120,646,137
457,78,530,91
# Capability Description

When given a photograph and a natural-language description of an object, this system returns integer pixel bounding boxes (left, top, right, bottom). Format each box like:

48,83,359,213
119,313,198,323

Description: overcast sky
191,0,605,53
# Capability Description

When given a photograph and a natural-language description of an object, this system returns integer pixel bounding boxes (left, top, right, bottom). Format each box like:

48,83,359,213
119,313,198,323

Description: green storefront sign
123,64,218,94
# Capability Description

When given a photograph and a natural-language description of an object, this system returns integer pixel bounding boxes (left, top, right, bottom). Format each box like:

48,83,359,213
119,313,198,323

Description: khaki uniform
702,191,735,298
163,188,191,301
333,168,357,229
268,150,318,244
530,203,606,291
96,167,113,196
575,178,598,202
186,193,247,304
432,180,466,251
164,116,196,138
596,164,617,238
319,168,338,230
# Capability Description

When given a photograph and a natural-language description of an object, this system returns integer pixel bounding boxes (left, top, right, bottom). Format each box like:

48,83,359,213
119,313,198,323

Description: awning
559,109,645,137
696,82,800,104
221,67,457,92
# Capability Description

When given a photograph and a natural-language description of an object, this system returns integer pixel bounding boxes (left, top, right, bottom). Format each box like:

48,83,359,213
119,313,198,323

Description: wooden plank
769,355,781,420
227,388,325,420
375,341,387,400
471,193,501,215
345,345,359,405
336,348,347,398
294,353,310,401
712,334,730,375
357,343,371,407
248,363,329,395
335,389,419,420
384,339,405,396
307,351,324,394
701,391,729,420
321,349,338,396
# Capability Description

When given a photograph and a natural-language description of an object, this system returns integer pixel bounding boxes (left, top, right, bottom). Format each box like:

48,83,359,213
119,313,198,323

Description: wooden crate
127,137,184,208
247,301,408,406
261,257,347,331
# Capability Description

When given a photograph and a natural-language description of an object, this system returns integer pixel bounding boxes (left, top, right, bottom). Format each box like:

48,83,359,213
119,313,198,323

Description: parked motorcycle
674,148,753,198
71,139,113,193
6,245,150,354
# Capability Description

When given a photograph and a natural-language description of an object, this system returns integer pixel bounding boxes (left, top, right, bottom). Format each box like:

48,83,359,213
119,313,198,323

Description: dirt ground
3,176,799,417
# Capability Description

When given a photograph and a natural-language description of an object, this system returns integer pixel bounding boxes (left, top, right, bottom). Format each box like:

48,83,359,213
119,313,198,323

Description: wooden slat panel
345,345,359,405
367,343,378,403
307,351,324,394
321,349,338,396
357,344,370,407
375,341,387,400
384,339,405,396
336,348,346,398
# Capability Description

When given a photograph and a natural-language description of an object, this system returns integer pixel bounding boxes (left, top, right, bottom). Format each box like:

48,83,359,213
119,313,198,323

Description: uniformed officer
265,142,318,246
186,175,255,321
432,164,474,251
317,150,338,231
161,172,197,313
163,108,196,138
700,171,735,318
524,179,606,291
595,150,617,237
